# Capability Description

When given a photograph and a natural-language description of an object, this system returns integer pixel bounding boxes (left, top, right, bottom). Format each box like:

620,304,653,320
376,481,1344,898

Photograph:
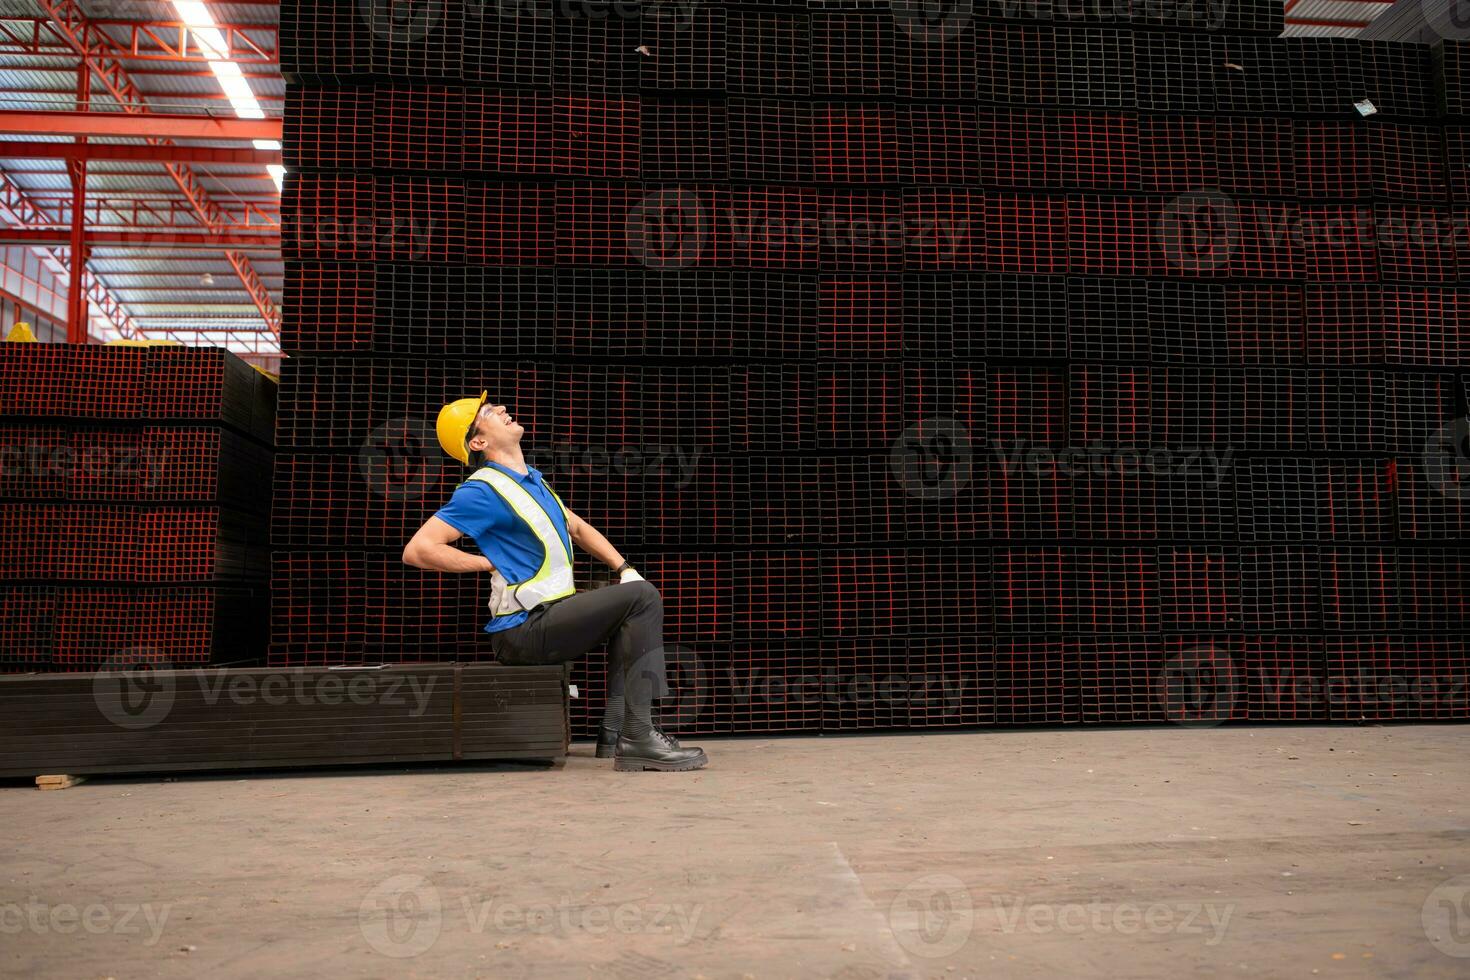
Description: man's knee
625,578,661,607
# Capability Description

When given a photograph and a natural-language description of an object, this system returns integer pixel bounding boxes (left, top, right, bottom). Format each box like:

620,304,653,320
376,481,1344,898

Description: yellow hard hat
436,389,489,465
5,322,37,342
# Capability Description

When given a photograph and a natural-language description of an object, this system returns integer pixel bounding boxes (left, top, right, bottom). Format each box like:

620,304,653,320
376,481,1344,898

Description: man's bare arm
402,516,494,573
565,510,626,571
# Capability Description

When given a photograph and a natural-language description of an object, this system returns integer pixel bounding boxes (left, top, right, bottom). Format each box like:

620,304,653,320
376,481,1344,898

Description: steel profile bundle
0,345,274,672
0,663,567,777
276,2,1470,736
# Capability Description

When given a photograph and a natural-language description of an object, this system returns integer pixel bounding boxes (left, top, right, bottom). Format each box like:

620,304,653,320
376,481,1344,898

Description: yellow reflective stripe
467,471,557,579
547,487,573,546
530,484,573,562
465,467,575,615
465,471,572,559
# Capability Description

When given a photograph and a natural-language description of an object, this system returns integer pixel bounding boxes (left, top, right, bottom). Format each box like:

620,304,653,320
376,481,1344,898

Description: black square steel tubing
1360,41,1433,121
0,664,567,776
1433,40,1470,117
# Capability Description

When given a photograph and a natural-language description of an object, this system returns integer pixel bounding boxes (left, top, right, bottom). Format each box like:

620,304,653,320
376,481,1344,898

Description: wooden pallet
35,775,85,791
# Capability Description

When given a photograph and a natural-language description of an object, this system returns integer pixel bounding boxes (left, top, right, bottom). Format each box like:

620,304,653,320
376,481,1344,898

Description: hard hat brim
463,389,490,454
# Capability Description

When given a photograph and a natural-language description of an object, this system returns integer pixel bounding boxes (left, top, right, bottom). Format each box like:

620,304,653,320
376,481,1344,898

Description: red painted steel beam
133,326,282,354
0,86,284,103
105,67,279,79
0,228,281,247
66,171,89,342
223,249,281,331
61,271,284,278
0,168,281,183
0,172,54,231
96,19,276,65
23,195,279,230
0,170,140,340
32,0,281,337
71,264,142,338
0,109,282,141
66,63,88,343
1283,16,1372,26
102,301,265,307
29,191,281,202
0,141,282,164
0,16,276,64
1279,0,1384,13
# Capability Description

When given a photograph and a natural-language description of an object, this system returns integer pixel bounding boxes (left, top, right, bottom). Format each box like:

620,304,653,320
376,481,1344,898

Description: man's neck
484,446,528,475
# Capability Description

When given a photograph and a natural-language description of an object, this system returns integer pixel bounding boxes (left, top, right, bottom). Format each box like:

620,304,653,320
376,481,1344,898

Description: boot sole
614,751,709,772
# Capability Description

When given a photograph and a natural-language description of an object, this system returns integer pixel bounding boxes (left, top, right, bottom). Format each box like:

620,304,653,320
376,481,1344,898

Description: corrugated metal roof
0,0,276,28
0,66,88,90
1285,24,1363,35
1359,0,1463,39
94,272,281,284
134,69,282,99
89,253,281,272
9,171,187,192
0,54,94,71
1283,0,1398,34
0,2,285,354
1289,0,1391,18
79,0,279,26
1,166,277,205
0,134,277,149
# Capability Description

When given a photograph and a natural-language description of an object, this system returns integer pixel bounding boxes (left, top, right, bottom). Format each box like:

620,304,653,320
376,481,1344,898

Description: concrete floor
2,726,1469,980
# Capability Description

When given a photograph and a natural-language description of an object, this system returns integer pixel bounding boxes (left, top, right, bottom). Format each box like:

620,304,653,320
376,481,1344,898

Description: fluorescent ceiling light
169,0,276,181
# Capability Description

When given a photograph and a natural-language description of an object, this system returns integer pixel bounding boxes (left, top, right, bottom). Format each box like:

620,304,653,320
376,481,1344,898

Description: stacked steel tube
276,0,1470,735
0,344,274,670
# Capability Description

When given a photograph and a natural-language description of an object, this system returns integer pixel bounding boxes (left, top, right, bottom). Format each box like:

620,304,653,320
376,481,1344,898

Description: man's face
466,401,524,458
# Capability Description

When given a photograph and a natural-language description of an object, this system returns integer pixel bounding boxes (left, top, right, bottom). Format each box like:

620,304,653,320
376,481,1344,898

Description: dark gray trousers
488,580,670,705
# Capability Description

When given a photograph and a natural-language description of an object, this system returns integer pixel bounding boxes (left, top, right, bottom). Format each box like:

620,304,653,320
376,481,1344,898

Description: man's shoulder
450,476,500,503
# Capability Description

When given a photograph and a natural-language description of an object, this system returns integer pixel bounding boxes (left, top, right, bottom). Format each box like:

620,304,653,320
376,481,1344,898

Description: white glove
619,566,644,584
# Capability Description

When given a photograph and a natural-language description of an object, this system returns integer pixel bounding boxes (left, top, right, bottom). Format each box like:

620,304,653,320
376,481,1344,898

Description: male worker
402,390,708,773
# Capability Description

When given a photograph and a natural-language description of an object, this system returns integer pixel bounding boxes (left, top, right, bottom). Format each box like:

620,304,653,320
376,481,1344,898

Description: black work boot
595,722,619,759
596,704,680,759
614,728,708,772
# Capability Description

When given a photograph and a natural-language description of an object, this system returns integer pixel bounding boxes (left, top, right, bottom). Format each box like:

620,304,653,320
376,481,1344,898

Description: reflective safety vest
464,466,576,620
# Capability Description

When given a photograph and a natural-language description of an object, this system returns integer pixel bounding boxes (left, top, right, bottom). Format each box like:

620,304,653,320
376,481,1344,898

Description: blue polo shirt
432,461,573,634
